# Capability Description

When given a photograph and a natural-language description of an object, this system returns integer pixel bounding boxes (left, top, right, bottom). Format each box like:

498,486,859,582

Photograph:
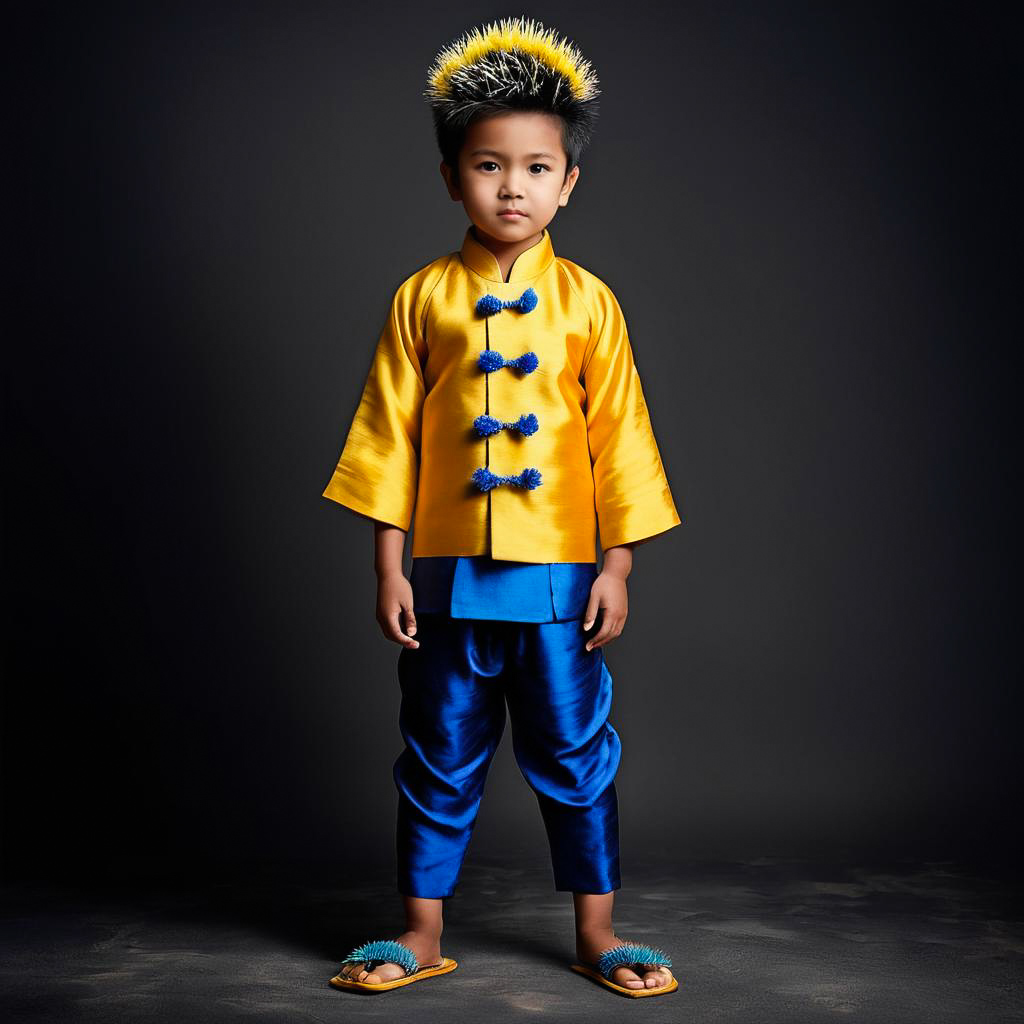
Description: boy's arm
583,541,634,649
374,521,419,649
581,280,682,552
321,277,429,531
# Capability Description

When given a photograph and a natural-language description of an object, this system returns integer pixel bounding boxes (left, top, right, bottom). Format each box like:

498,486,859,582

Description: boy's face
442,110,580,243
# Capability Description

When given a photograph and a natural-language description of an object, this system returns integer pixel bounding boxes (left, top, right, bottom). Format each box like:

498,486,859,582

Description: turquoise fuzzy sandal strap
339,938,420,977
597,942,672,980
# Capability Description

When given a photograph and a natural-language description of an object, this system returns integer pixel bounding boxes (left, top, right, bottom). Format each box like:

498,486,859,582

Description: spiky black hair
424,16,601,176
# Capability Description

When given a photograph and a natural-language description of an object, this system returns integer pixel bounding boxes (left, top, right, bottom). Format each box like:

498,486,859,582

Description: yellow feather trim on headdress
426,15,600,104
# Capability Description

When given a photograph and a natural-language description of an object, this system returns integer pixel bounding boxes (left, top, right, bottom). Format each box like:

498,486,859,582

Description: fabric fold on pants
393,613,622,897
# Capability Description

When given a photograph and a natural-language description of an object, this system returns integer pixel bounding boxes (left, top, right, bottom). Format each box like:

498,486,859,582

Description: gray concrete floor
1,856,1021,1022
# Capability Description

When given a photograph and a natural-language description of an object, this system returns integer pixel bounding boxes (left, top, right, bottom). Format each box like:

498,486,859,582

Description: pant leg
393,613,506,898
504,620,622,894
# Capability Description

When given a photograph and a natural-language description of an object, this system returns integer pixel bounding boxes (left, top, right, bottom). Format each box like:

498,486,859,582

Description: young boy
323,17,682,998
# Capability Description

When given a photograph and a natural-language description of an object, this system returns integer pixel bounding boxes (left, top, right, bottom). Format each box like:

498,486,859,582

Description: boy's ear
559,164,580,206
440,160,462,200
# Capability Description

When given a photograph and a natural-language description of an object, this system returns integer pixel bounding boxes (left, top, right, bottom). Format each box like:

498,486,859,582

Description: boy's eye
475,161,551,174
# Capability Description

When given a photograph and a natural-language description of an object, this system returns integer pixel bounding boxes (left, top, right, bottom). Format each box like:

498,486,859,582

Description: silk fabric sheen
411,555,597,622
394,612,622,896
321,226,681,562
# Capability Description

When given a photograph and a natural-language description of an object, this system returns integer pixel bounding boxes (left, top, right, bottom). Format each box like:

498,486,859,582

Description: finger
586,620,614,650
385,606,419,648
403,604,418,637
590,616,625,649
582,597,600,631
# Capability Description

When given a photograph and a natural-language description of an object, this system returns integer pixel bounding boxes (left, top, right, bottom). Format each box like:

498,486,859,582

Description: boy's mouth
499,209,527,218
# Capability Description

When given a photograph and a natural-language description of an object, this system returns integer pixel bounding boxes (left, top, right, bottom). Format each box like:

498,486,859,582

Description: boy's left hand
582,571,628,651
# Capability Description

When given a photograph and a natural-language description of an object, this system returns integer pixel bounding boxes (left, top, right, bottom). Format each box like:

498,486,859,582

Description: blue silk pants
394,612,622,897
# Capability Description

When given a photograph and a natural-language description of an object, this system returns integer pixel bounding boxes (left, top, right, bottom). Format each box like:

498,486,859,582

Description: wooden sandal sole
570,962,678,997
330,957,458,992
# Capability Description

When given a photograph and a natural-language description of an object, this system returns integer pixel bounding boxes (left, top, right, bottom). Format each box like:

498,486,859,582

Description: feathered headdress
424,16,601,150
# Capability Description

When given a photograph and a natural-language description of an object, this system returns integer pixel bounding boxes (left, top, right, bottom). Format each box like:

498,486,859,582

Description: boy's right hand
376,571,420,649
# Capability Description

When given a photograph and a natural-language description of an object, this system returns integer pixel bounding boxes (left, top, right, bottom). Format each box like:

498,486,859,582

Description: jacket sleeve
582,279,682,551
321,276,428,531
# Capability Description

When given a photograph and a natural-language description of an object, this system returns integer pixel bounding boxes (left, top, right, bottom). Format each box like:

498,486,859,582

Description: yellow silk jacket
321,226,682,563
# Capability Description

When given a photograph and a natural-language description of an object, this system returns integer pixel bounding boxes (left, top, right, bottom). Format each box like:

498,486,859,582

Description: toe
335,939,418,987
643,965,673,988
361,961,407,985
612,966,645,989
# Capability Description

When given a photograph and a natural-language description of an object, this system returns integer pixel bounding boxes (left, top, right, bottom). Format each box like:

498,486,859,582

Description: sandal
570,942,678,998
329,937,458,993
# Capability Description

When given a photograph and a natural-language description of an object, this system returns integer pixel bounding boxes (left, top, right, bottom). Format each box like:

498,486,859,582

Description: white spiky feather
425,15,600,110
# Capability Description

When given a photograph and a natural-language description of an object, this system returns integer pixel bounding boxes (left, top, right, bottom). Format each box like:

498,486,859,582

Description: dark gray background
4,1,1020,886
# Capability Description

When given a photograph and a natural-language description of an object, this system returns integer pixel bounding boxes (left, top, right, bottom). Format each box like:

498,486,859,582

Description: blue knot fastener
473,413,539,438
477,349,540,374
475,287,539,317
471,467,543,492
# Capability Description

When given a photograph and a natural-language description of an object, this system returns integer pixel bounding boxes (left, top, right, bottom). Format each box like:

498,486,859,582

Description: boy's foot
576,930,674,991
334,929,443,986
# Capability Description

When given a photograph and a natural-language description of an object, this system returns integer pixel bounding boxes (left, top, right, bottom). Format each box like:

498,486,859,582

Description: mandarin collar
459,225,555,284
